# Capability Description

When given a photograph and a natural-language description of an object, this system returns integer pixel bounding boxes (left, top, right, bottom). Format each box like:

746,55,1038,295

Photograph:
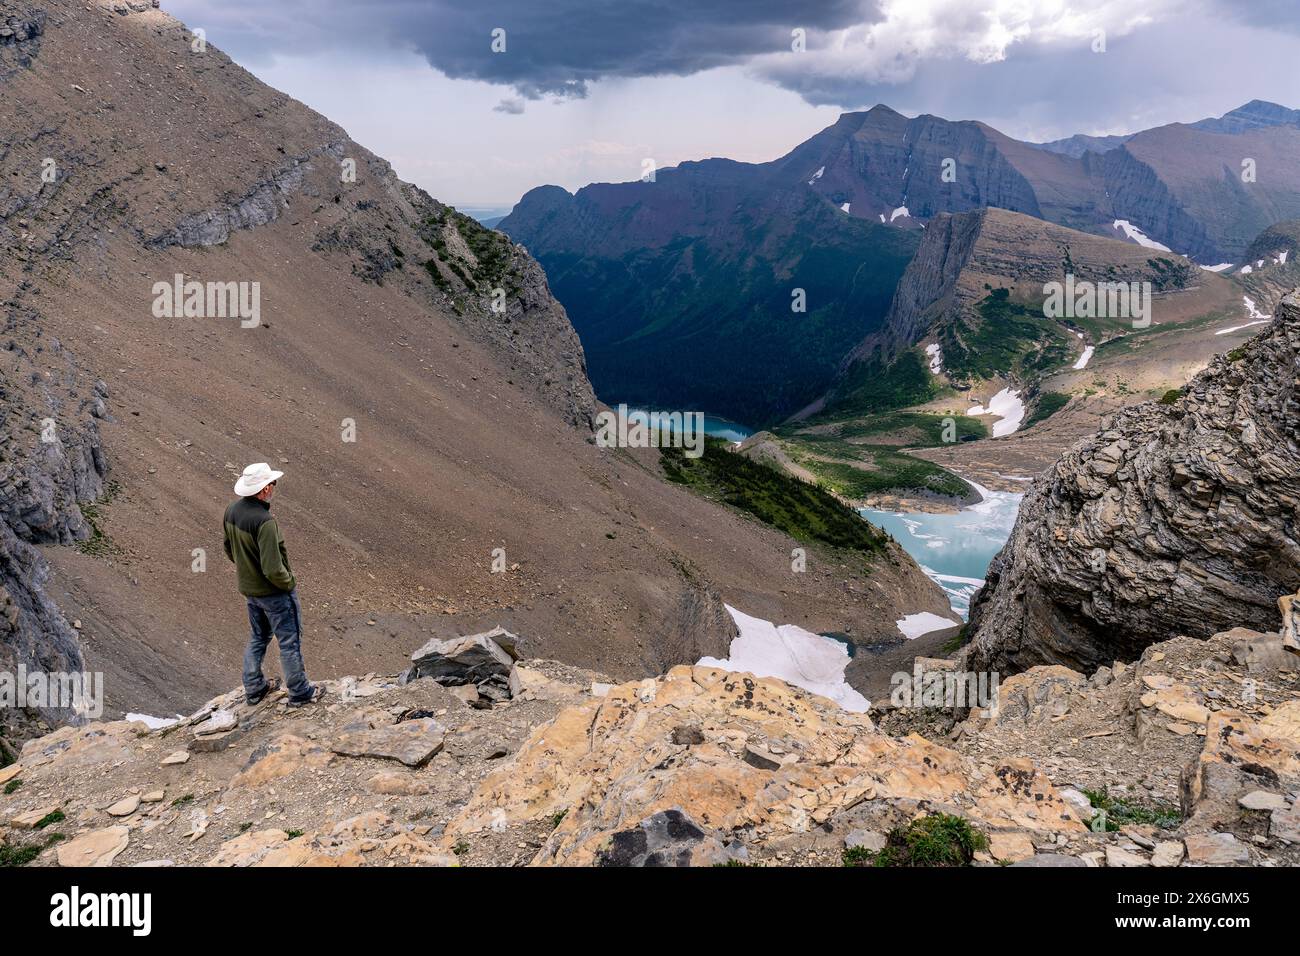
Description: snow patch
1239,264,1253,275
840,201,851,213
126,713,182,730
1215,296,1270,334
1243,295,1270,320
1200,262,1234,272
895,611,960,640
966,387,1026,437
1278,250,1290,265
807,166,824,185
925,342,943,374
1112,219,1171,252
889,206,910,222
699,605,868,712
1072,345,1094,370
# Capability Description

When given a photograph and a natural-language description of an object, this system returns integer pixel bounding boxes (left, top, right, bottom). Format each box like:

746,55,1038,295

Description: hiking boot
245,677,281,706
286,683,324,709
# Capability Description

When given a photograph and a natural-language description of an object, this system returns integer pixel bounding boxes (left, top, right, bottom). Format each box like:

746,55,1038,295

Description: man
223,463,323,708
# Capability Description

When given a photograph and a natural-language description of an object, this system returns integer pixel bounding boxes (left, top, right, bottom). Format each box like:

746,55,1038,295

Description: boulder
206,829,289,867
844,829,887,852
1229,629,1298,674
965,296,1300,673
1058,787,1096,823
404,628,519,700
1238,790,1289,811
365,771,432,796
972,665,1085,725
1182,706,1300,829
1271,802,1300,843
9,805,60,828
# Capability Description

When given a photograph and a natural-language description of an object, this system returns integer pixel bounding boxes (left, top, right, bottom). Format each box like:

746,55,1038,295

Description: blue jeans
243,590,312,701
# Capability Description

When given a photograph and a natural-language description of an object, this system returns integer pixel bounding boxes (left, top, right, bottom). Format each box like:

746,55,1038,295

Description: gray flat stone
1011,853,1088,867
331,717,445,767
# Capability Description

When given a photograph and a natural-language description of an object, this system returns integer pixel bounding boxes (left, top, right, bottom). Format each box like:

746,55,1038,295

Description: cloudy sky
167,0,1300,209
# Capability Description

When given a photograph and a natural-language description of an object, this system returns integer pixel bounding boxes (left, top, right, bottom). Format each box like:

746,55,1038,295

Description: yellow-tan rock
57,826,129,867
448,666,1084,865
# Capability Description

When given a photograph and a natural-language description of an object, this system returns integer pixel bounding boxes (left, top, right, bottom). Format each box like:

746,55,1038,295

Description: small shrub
0,842,43,867
841,845,877,867
873,813,987,867
1082,787,1181,831
34,810,65,829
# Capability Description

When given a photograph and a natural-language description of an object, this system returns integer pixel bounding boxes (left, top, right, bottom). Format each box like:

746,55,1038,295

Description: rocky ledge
2,608,1297,867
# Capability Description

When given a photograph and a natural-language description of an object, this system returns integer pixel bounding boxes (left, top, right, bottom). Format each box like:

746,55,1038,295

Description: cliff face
825,206,1212,412
965,292,1300,674
837,209,982,370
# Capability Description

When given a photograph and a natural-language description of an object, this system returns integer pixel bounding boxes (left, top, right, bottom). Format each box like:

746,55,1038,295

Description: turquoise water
620,407,755,443
860,482,1024,619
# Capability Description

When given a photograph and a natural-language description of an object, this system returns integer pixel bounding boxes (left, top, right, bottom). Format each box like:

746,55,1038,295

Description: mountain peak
1190,99,1300,134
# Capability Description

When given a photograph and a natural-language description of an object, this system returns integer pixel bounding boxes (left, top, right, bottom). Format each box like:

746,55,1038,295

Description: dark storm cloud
405,0,879,99
170,0,880,98
167,0,1298,138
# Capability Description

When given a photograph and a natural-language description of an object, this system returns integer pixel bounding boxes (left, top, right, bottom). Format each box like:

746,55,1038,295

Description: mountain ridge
504,98,1300,431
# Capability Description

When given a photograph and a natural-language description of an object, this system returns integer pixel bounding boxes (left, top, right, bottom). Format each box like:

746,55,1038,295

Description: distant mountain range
502,100,1300,426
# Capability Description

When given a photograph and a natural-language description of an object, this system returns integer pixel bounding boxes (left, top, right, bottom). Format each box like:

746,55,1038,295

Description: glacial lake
860,481,1024,620
619,407,756,443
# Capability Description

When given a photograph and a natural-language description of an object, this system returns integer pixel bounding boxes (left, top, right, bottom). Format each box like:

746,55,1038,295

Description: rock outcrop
0,8,46,78
447,664,1086,865
0,302,109,739
2,615,1297,868
965,292,1300,675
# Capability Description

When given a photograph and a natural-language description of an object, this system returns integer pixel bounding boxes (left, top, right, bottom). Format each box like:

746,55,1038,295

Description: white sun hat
234,462,284,497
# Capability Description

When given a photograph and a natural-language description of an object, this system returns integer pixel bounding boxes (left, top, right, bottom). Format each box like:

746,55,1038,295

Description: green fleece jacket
222,497,296,597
